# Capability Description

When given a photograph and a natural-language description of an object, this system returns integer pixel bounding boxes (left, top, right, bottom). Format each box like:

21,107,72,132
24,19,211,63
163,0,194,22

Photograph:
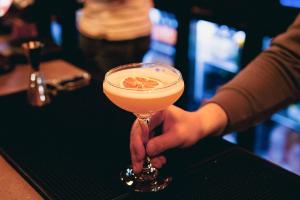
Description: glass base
120,166,172,192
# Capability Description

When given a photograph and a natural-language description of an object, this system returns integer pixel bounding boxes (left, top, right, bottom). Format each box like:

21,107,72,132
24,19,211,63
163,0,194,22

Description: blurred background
0,0,300,177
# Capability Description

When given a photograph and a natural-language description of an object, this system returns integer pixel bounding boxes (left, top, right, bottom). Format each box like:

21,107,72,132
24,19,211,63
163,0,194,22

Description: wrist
194,103,228,138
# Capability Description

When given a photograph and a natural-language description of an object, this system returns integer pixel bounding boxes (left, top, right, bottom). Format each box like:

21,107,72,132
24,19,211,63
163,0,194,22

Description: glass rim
104,63,183,91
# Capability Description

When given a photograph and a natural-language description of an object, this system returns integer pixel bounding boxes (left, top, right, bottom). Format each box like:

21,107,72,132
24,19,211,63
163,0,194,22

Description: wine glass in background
103,63,184,192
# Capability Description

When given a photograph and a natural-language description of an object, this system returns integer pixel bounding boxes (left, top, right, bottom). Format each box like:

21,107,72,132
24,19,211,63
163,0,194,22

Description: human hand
130,103,228,173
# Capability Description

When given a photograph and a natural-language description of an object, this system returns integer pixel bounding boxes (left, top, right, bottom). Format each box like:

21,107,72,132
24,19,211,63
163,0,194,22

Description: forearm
209,22,300,132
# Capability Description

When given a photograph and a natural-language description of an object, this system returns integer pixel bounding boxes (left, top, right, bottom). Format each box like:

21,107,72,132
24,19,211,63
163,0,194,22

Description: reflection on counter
255,122,300,176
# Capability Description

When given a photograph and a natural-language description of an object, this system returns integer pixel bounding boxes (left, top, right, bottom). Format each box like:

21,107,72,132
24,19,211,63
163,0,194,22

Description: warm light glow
40,95,46,102
126,181,133,186
30,73,36,81
0,0,12,17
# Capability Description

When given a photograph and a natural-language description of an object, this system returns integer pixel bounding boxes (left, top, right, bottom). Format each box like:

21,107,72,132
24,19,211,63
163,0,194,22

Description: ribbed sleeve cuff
207,88,254,133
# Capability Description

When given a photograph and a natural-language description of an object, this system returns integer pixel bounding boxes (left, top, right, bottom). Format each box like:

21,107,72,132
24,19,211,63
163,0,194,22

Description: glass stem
137,115,153,169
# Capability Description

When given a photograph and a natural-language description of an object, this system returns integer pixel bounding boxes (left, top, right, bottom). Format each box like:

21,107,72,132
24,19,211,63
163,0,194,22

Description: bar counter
0,155,42,200
0,61,299,200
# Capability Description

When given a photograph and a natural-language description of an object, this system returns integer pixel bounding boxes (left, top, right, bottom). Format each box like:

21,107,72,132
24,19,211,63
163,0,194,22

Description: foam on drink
103,66,184,114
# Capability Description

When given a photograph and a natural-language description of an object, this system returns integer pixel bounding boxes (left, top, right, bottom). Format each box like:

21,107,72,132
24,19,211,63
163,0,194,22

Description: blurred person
32,0,78,57
0,0,37,40
78,0,153,77
130,13,300,173
1,0,78,52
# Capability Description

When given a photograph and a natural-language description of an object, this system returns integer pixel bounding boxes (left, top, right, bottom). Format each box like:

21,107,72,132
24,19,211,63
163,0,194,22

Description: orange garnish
122,76,161,89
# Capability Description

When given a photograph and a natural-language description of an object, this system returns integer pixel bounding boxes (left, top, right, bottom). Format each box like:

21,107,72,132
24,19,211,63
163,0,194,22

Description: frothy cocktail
103,63,184,192
103,65,184,114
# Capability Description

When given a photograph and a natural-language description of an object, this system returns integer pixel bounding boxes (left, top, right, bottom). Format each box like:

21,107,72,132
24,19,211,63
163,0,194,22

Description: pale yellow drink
103,66,184,114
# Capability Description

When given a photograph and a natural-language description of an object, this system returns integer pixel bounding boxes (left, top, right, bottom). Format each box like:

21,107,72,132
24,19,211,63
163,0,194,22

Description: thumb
146,131,181,157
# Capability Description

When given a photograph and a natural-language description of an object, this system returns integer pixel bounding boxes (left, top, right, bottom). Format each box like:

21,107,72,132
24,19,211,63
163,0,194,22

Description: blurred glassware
22,40,50,107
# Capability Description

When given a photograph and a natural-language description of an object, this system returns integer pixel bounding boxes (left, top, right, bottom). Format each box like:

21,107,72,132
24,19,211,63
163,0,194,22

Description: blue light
51,20,62,46
280,0,300,9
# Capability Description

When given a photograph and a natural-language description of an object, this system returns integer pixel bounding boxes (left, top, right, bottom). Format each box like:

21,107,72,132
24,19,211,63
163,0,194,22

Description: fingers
130,120,145,173
146,130,181,157
149,110,164,131
130,110,168,173
151,155,167,169
130,111,165,173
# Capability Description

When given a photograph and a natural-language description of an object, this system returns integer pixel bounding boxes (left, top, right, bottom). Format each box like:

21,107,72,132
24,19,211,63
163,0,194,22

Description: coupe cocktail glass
103,63,184,192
